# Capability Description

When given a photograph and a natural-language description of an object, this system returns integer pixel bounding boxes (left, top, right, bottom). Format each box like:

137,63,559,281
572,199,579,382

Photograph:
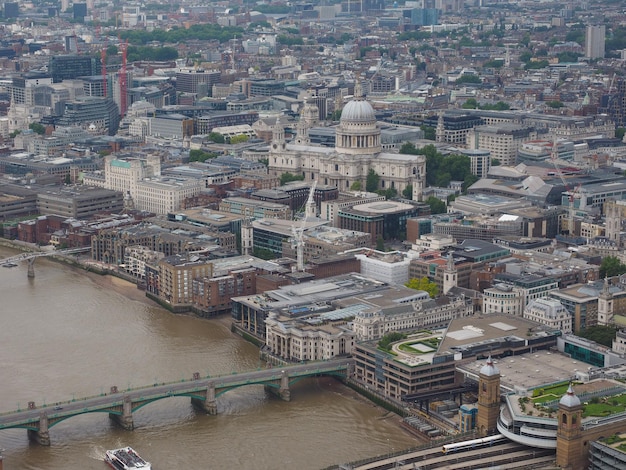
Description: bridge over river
0,359,352,446
0,246,90,277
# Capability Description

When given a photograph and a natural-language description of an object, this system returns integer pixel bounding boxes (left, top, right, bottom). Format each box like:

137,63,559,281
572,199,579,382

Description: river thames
0,246,417,469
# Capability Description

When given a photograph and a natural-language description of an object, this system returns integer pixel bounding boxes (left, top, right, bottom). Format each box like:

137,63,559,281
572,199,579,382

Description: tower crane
291,180,317,272
550,136,580,236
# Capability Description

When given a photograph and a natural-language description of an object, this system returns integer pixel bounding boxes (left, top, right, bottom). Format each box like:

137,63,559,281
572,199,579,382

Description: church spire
436,111,445,143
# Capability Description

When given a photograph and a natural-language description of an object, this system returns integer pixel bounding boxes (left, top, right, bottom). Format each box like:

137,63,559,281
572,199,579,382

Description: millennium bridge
1,247,90,277
0,359,353,445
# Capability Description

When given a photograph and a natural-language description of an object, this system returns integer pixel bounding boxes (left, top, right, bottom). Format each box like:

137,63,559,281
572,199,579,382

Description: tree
402,185,413,200
229,134,249,144
462,98,478,109
189,149,218,162
280,172,304,185
400,142,419,154
376,235,385,251
617,128,626,140
366,169,380,192
426,196,446,214
330,109,342,121
491,158,501,166
378,332,406,351
29,122,45,135
377,188,397,199
421,125,436,141
578,326,619,348
547,100,564,108
456,74,481,84
208,132,225,143
405,277,439,298
462,173,479,193
253,247,276,260
350,181,362,191
599,256,626,278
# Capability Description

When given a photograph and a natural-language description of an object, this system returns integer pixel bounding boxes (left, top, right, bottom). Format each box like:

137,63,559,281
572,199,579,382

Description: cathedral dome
559,384,581,408
480,355,500,377
340,98,376,124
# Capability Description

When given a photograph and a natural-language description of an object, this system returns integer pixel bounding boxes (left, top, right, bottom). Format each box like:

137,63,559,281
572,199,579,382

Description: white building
83,155,202,214
352,295,471,341
355,250,410,285
265,312,355,361
268,85,426,201
483,284,524,315
123,245,164,279
466,124,537,167
585,25,606,59
523,298,572,334
612,330,626,356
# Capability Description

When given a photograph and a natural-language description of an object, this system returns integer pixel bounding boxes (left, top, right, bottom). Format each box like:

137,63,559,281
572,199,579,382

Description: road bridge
0,359,352,445
1,247,90,278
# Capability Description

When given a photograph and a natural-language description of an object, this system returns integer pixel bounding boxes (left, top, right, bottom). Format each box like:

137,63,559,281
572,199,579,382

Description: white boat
105,446,152,470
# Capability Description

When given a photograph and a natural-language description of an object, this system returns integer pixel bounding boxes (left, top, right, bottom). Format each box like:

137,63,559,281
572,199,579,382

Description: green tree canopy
420,125,436,141
366,169,380,192
405,277,439,298
229,134,249,144
189,149,218,162
376,235,385,251
547,100,565,108
350,181,362,191
378,332,407,351
455,74,481,84
578,326,619,348
402,184,413,200
600,256,626,278
208,132,225,143
29,122,45,135
280,172,304,185
462,98,478,109
426,196,446,214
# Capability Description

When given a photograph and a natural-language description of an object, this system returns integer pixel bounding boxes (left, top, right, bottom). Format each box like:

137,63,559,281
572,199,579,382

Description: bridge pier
27,258,35,278
27,412,50,445
265,370,291,401
191,383,218,415
109,396,134,430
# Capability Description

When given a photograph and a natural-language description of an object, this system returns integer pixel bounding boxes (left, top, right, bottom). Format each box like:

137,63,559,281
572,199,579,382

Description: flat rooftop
458,349,586,392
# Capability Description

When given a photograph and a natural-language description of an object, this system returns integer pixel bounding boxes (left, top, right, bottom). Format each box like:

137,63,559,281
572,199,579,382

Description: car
53,406,63,410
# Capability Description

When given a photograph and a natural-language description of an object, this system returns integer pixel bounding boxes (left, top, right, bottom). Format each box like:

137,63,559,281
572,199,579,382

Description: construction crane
291,180,317,272
119,39,128,118
550,136,580,236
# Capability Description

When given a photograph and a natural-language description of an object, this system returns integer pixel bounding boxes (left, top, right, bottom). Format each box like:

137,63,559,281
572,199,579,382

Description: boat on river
105,446,152,470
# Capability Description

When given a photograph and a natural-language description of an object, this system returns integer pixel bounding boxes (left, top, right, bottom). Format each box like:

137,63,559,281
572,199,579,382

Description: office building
585,25,606,59
48,55,101,83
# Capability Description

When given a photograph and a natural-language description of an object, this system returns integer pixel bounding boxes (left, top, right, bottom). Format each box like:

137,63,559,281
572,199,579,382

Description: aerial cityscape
2,0,626,468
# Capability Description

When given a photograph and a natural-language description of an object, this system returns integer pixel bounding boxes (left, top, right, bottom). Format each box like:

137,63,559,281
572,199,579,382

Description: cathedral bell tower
556,384,584,469
271,117,286,153
476,355,500,436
